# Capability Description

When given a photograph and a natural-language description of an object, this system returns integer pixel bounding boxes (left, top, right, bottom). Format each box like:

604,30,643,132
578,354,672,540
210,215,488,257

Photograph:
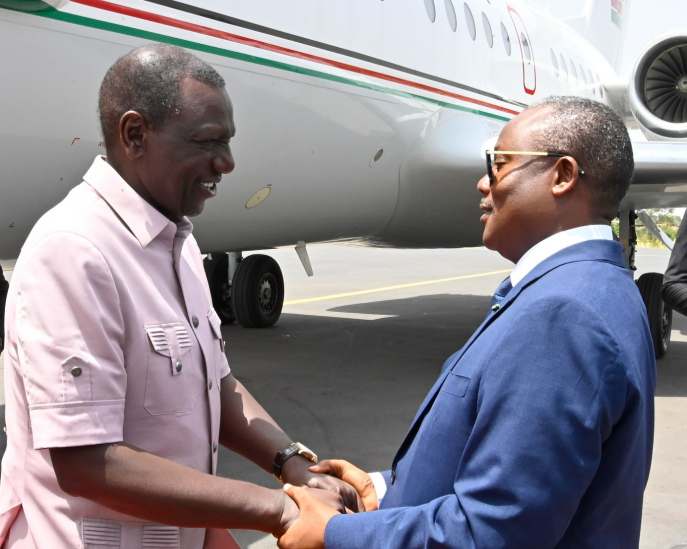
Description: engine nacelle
628,33,687,141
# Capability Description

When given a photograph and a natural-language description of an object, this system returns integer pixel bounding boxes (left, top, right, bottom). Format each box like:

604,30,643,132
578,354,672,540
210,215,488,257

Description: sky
527,0,687,76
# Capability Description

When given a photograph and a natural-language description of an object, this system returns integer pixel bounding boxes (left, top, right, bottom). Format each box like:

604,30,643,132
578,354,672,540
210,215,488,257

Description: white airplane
1,0,686,354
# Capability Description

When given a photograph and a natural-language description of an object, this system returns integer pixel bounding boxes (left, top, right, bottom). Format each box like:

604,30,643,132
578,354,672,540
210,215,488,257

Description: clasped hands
275,460,377,549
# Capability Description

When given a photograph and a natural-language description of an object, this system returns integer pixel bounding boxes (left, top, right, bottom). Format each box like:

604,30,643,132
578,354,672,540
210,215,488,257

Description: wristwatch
273,442,318,480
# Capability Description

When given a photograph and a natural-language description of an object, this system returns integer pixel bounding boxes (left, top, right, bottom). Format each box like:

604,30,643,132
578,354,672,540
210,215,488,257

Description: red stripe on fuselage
70,0,520,116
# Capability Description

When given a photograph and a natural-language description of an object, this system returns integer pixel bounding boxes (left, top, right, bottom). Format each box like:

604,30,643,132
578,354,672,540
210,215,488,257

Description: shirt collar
83,156,193,247
510,225,614,288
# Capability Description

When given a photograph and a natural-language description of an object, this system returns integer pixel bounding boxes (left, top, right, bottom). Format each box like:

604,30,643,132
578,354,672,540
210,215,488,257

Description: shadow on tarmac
0,293,685,547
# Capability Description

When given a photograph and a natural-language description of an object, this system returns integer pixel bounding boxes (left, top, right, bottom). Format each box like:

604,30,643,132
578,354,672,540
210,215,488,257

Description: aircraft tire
231,254,284,328
204,253,236,325
636,272,672,359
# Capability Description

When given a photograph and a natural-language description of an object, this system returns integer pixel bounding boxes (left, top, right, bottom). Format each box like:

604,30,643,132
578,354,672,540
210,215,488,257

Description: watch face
294,442,318,463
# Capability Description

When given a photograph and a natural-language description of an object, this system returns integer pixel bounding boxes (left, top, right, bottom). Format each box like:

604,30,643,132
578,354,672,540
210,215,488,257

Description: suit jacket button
390,470,396,484
192,316,199,328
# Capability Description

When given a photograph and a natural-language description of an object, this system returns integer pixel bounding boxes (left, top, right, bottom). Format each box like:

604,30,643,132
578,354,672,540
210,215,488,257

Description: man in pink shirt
0,45,357,549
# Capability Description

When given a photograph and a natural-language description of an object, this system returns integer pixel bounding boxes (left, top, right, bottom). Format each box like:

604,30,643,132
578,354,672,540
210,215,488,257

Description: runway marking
283,269,512,305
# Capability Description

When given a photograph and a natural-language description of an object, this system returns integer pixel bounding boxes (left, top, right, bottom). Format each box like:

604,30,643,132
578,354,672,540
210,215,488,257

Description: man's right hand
274,486,346,538
308,460,378,511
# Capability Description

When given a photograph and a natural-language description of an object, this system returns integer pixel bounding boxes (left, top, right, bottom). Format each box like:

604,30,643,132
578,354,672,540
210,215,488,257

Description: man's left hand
280,457,364,513
277,484,341,549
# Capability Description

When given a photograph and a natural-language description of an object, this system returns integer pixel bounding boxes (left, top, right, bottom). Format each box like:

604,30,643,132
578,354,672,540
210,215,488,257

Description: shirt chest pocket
143,323,195,415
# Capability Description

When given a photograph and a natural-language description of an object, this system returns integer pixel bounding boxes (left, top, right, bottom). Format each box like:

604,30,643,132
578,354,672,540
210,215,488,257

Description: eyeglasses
485,150,586,185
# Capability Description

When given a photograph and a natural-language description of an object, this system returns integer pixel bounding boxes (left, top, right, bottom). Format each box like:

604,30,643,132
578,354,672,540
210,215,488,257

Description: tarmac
1,244,685,549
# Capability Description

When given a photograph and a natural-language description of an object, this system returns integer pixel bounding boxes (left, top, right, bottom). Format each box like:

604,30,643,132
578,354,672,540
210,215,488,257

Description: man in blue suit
277,96,656,549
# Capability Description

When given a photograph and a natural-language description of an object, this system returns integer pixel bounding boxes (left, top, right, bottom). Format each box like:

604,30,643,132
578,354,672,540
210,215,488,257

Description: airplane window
569,60,577,86
559,54,568,81
464,3,476,41
596,74,604,97
588,69,595,94
521,33,532,64
550,48,559,77
500,22,511,56
482,13,493,48
424,0,436,22
579,65,587,88
445,0,457,32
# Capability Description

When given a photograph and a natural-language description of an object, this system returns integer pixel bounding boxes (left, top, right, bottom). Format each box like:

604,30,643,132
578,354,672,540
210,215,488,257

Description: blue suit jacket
326,240,656,549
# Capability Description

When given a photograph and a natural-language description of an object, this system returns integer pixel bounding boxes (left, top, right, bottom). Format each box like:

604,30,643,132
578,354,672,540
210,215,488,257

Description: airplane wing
622,142,687,210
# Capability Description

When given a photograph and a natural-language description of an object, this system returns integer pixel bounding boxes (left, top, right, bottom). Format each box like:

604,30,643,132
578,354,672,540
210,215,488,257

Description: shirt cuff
368,472,388,504
29,399,125,449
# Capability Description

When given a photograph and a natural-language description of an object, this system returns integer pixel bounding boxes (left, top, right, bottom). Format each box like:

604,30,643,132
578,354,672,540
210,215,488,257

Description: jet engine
628,33,687,141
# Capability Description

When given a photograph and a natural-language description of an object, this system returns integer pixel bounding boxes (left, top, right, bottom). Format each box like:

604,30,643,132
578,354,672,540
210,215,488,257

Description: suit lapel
391,240,625,469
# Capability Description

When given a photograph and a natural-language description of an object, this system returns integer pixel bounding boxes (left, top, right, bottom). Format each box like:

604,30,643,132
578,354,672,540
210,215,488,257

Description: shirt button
175,361,183,373
70,366,83,377
390,470,396,484
209,380,213,390
192,316,199,328
213,442,218,453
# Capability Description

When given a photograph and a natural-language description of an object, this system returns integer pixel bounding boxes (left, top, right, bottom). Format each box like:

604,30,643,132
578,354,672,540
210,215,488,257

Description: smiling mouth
198,180,218,196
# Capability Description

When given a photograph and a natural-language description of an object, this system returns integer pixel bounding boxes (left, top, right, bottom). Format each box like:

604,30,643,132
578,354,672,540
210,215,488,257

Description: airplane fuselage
0,0,619,259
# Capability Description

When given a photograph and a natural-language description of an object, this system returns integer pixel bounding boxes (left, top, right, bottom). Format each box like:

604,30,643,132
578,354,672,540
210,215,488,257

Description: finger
308,459,351,478
337,481,365,514
284,484,319,511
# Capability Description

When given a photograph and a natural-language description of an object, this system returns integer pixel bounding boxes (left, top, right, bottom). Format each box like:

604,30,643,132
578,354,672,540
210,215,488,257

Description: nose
477,174,491,196
213,146,235,175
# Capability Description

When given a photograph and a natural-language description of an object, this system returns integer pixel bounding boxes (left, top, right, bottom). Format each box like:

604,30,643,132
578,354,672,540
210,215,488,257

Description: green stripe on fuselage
2,0,512,122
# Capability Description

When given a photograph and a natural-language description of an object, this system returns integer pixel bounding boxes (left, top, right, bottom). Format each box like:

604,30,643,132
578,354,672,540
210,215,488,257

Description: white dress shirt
369,224,614,505
510,225,614,287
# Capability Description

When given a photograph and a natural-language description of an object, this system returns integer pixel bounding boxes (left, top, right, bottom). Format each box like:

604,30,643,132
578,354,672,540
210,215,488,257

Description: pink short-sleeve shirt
0,157,234,549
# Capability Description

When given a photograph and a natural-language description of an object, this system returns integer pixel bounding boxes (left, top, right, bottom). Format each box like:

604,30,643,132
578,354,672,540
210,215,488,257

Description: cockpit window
550,49,559,77
559,54,568,81
569,61,577,86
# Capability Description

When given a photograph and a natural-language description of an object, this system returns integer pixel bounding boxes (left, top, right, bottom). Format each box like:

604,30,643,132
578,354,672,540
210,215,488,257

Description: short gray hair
98,44,225,147
525,96,634,220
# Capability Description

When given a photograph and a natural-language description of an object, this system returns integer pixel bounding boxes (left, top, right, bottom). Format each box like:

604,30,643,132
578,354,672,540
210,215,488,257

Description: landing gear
205,252,284,328
619,210,673,359
204,253,235,325
232,255,284,328
637,273,672,359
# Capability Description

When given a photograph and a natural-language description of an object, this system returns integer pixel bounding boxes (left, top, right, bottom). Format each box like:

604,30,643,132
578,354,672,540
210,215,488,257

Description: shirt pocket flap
145,323,193,376
440,372,470,398
144,323,193,357
207,309,223,340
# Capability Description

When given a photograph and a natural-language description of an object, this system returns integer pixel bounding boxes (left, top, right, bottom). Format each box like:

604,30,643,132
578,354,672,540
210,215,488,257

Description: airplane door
508,7,536,95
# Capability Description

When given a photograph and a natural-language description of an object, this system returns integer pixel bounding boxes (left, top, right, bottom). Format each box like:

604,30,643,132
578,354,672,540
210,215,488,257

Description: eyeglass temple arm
485,151,585,175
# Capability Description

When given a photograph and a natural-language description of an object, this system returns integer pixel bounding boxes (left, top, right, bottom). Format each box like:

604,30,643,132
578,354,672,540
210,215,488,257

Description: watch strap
272,444,302,479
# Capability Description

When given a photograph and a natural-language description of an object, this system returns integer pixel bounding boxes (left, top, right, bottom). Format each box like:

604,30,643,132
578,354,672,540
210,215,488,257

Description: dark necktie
488,277,513,315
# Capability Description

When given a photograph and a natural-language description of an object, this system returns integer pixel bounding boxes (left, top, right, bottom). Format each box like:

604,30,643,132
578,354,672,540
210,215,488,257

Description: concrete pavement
0,245,685,548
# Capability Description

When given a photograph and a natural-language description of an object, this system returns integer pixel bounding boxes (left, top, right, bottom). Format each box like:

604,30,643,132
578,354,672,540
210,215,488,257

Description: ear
118,111,150,160
551,156,582,198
